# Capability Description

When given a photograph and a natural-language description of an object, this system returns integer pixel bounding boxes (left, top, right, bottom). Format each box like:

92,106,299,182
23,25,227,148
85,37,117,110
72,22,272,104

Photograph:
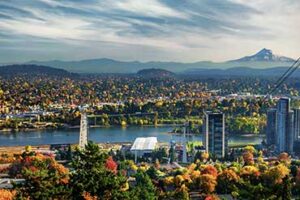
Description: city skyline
0,0,299,63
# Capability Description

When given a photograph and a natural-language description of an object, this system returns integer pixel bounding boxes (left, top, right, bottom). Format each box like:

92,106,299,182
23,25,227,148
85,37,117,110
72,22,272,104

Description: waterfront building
276,97,294,153
203,111,227,158
130,137,158,163
266,108,277,146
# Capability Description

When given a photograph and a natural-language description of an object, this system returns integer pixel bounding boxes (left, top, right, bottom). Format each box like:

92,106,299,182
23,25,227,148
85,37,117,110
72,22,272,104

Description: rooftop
130,137,158,151
204,111,224,115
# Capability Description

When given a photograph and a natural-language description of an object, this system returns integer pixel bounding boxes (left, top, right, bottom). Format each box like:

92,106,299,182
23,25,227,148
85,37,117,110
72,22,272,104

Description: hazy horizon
0,0,299,63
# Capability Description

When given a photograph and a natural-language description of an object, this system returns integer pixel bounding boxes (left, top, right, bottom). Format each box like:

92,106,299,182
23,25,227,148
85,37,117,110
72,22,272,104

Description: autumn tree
216,169,240,194
278,152,291,164
9,153,70,199
198,174,217,194
105,156,118,174
201,152,209,162
201,165,218,178
264,164,290,185
242,151,254,166
0,189,16,200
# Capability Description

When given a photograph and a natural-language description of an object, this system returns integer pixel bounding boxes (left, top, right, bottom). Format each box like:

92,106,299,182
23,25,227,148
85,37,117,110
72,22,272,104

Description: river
0,126,264,146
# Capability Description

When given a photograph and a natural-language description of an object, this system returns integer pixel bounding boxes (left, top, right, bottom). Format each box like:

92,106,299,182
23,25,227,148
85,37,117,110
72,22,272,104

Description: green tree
278,176,292,200
70,142,129,199
169,145,176,163
130,170,157,200
151,148,168,163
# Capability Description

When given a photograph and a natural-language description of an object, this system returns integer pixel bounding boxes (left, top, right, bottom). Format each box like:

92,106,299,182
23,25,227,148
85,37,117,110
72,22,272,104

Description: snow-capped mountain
229,48,295,62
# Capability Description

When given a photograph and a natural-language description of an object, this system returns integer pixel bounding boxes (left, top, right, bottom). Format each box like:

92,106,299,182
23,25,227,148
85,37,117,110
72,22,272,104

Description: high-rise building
287,111,294,153
266,108,277,146
293,108,300,141
276,97,294,153
203,111,227,158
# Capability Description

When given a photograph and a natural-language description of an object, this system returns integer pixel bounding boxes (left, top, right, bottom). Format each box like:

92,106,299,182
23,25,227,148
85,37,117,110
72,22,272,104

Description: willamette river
0,126,264,146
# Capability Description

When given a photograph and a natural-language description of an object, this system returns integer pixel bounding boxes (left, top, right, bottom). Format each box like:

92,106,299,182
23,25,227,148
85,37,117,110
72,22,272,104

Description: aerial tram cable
263,57,300,100
272,57,300,88
267,58,300,96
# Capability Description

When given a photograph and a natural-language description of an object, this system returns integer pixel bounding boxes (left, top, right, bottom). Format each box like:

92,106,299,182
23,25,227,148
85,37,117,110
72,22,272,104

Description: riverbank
0,141,171,155
0,127,61,133
0,143,119,155
0,138,261,156
0,123,182,133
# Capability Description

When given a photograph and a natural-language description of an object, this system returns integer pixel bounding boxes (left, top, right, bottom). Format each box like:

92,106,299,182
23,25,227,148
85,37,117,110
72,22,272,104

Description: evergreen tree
169,146,176,163
130,170,158,200
70,142,129,199
281,176,292,200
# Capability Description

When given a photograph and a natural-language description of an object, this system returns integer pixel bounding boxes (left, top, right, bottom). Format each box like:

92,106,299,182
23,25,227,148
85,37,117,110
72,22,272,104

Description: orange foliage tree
0,189,16,200
198,174,217,194
201,165,218,178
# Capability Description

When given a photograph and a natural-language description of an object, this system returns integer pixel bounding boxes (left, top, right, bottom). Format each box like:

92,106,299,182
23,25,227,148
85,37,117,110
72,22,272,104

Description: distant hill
137,68,175,78
184,66,300,77
27,59,218,73
0,64,76,77
21,48,296,74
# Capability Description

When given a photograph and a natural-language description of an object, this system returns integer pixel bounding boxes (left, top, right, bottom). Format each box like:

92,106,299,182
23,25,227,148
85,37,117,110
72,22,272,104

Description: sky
0,0,299,63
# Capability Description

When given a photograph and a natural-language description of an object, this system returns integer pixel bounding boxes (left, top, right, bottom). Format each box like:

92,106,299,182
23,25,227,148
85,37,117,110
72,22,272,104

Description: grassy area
187,141,203,153
228,142,259,148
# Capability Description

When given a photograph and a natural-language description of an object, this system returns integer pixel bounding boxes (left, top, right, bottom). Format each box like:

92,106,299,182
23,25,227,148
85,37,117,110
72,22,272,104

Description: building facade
293,108,300,141
276,97,294,153
203,111,227,158
266,108,277,146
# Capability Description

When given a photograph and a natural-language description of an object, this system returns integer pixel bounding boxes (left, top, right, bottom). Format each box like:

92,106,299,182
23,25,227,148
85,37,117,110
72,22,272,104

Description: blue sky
0,0,299,63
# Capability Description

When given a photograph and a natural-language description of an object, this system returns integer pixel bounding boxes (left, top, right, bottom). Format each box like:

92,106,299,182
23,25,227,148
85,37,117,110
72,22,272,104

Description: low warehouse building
130,137,158,162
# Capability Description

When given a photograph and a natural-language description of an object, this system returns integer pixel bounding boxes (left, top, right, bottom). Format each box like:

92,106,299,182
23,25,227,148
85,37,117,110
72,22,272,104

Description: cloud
114,0,189,19
0,0,299,63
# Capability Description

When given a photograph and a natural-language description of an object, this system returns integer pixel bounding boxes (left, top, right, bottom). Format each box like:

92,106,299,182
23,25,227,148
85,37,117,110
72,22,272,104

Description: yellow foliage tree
244,145,256,154
265,164,290,184
190,170,201,180
242,151,254,165
201,152,209,161
164,176,174,185
240,166,260,178
174,175,185,187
